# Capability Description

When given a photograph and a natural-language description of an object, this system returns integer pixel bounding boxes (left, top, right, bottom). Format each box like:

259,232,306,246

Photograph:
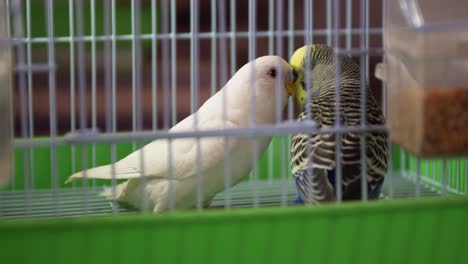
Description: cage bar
151,0,158,131
171,0,177,126
230,0,236,76
75,0,90,213
267,0,274,185
109,0,118,214
359,0,368,201
210,0,217,96
25,0,34,190
287,0,294,121
190,0,203,211
217,0,232,210
90,0,97,187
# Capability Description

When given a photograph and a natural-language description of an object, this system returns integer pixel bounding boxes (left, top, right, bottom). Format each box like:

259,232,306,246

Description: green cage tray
1,137,467,264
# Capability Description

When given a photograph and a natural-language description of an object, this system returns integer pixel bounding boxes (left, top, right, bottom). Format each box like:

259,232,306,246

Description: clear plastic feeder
381,0,468,157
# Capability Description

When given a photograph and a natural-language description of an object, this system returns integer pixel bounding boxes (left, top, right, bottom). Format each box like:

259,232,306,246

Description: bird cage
0,1,467,264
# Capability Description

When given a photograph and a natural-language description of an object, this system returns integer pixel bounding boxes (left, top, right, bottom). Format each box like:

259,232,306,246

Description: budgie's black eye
301,81,306,89
268,68,277,78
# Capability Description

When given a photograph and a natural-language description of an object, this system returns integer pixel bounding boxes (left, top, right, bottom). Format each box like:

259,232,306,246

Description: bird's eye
268,68,277,78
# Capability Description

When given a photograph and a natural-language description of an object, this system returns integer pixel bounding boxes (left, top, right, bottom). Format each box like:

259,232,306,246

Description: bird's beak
286,82,296,97
286,68,299,97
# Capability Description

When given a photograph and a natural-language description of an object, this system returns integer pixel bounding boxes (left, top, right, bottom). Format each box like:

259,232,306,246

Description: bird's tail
64,162,143,184
65,164,116,184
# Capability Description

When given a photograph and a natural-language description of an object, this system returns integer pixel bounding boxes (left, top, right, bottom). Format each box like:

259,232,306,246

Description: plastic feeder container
383,0,468,157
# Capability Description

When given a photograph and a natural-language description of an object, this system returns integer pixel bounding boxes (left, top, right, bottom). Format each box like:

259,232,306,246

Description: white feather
65,56,294,212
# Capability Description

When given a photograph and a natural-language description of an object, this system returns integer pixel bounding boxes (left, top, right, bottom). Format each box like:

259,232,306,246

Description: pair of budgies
66,45,388,212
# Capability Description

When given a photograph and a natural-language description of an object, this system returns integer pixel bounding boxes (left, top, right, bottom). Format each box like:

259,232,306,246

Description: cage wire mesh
0,0,467,220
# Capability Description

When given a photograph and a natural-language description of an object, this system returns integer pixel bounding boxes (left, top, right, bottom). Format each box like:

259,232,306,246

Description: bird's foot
295,194,304,205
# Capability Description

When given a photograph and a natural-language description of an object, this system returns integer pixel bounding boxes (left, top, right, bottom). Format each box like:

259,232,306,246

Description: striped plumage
289,45,389,203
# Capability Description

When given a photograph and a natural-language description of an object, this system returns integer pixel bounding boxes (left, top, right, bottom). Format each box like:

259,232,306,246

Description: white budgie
65,56,298,213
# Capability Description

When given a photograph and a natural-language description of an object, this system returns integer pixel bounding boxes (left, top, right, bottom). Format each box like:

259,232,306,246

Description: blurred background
12,0,384,136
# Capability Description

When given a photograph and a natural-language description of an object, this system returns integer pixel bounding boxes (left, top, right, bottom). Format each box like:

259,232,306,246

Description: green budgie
289,44,389,204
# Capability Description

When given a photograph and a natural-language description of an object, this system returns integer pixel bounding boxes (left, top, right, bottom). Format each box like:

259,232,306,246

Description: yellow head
289,44,360,113
289,45,318,110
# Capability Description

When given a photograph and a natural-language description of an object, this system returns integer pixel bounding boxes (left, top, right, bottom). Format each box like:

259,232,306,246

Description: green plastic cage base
1,136,467,264
1,196,467,264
